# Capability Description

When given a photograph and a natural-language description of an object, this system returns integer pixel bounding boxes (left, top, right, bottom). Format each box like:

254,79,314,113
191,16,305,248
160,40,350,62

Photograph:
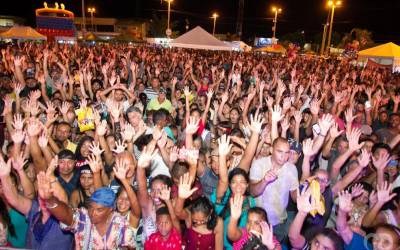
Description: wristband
45,202,58,209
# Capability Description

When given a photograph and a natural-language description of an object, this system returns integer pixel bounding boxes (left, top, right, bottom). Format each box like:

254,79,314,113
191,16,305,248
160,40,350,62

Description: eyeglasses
316,177,330,185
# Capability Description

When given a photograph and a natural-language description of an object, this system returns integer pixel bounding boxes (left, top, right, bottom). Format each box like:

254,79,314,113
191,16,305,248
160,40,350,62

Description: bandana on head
89,187,115,208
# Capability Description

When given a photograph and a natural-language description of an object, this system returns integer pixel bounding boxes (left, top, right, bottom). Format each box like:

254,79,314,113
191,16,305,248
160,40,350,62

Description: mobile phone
312,123,321,134
365,101,371,109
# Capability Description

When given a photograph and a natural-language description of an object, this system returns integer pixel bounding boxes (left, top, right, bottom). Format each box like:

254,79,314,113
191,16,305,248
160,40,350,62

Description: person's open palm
178,173,198,199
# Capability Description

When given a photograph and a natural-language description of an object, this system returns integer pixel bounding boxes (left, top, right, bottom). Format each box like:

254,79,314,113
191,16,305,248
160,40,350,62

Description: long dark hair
311,228,344,250
190,196,218,230
75,136,94,161
219,168,250,219
0,198,16,237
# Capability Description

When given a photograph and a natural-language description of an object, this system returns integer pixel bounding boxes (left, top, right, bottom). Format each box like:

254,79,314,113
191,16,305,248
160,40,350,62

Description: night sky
2,0,399,43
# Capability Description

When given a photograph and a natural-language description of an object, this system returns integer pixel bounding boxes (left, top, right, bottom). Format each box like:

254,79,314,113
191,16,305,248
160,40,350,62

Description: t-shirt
345,232,372,250
250,156,299,226
26,200,73,250
147,98,173,113
144,227,182,250
7,208,28,248
199,167,219,199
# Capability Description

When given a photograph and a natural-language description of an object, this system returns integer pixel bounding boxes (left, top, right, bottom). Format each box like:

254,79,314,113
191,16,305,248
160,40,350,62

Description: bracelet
45,202,58,209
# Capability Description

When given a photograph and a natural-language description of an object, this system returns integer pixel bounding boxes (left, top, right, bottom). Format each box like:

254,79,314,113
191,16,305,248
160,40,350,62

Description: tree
339,28,374,49
148,13,179,38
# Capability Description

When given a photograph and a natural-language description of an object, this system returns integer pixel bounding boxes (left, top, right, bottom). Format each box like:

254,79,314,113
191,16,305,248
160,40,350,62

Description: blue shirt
25,200,73,250
58,170,80,198
211,188,256,250
345,232,372,250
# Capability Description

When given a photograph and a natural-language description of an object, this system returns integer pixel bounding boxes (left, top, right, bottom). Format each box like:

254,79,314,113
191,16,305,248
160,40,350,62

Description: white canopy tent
170,26,232,51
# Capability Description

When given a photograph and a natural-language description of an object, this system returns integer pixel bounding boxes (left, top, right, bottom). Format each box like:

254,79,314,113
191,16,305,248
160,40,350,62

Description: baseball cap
289,139,302,154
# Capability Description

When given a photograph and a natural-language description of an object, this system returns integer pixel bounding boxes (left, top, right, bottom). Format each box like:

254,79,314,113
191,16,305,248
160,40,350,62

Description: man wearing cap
147,87,173,113
40,181,136,250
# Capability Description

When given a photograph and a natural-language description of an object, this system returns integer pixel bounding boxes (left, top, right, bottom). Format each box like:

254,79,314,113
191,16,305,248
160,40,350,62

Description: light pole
320,7,331,55
272,7,282,40
164,0,173,37
81,0,86,37
88,7,96,32
326,0,341,55
211,13,218,36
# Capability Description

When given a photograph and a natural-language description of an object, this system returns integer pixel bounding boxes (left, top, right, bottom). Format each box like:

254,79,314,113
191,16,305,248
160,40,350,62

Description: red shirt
144,227,182,250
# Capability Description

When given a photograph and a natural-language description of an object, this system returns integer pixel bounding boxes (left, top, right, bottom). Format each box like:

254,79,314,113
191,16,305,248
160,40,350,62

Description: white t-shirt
250,156,299,226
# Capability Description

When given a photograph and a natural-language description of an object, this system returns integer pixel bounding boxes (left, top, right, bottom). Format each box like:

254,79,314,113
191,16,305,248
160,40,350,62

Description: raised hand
302,138,314,157
185,116,199,135
259,221,275,250
11,129,26,144
37,172,54,200
357,148,371,168
338,191,353,213
88,141,103,157
271,105,284,123
372,151,391,171
121,123,135,142
59,102,71,115
12,114,24,131
297,187,314,213
87,154,102,173
221,92,229,103
329,122,343,139
26,118,43,137
96,120,108,137
376,181,396,204
351,183,364,198
137,144,158,168
11,152,27,172
178,173,198,199
38,130,49,148
46,156,58,178
347,128,364,152
0,155,11,177
310,99,320,115
218,134,232,156
318,113,334,135
112,140,127,154
113,157,128,180
344,108,356,125
293,110,302,124
250,113,265,134
159,184,171,201
280,117,290,132
169,146,179,163
230,193,243,220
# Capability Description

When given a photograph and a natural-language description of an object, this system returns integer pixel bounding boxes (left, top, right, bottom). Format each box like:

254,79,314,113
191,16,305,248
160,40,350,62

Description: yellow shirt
66,140,77,153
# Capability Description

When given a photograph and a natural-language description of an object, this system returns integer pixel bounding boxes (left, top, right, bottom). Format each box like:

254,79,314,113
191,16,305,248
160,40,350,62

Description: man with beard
49,121,77,153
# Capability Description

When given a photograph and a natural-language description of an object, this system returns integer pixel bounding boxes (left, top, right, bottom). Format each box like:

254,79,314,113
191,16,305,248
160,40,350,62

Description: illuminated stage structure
35,2,76,41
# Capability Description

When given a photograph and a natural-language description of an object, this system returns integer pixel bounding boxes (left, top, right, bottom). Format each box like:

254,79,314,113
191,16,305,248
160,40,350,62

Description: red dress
184,227,215,250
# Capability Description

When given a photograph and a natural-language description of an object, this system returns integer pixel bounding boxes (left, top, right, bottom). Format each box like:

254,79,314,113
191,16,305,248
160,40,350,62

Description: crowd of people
0,42,399,250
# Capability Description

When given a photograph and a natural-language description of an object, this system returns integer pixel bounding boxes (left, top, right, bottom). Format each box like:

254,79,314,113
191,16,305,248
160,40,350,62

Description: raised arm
238,113,264,172
174,173,198,221
0,156,32,216
289,188,313,250
227,193,244,242
216,135,232,202
362,182,396,228
336,191,355,244
11,153,35,199
113,157,141,226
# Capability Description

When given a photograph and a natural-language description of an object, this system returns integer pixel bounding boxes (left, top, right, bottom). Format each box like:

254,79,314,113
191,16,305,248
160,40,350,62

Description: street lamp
81,0,86,37
88,7,96,32
325,0,342,55
211,13,218,36
272,7,282,40
163,0,173,37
